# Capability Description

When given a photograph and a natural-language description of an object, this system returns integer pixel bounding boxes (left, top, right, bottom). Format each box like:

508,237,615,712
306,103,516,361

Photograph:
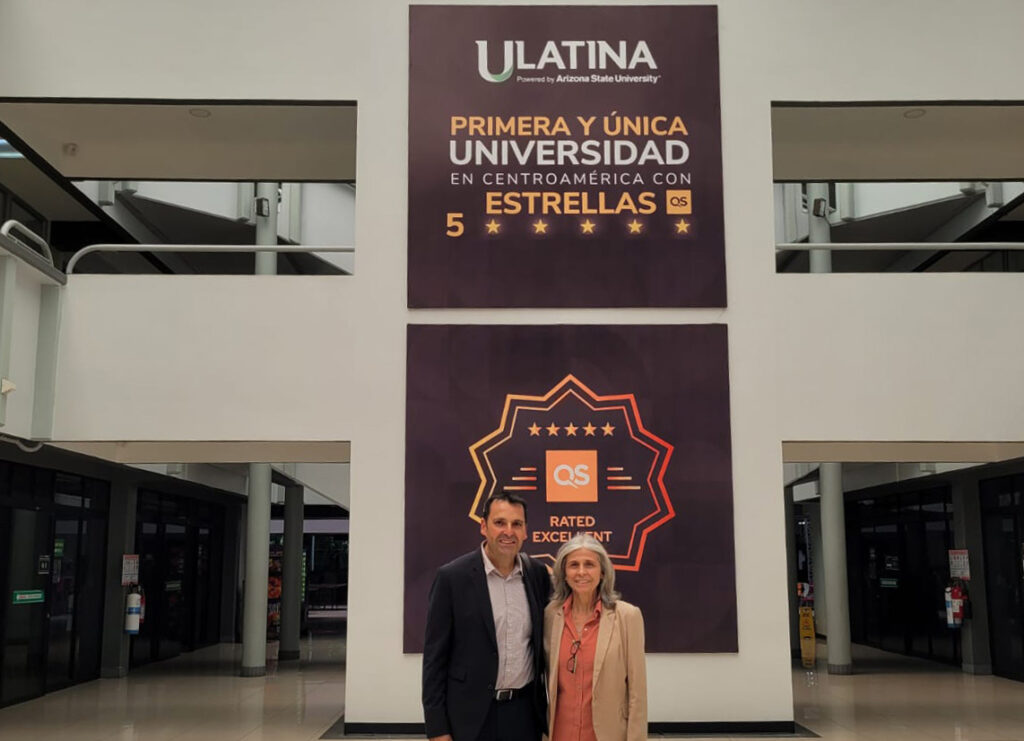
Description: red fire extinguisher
945,582,966,628
125,590,141,634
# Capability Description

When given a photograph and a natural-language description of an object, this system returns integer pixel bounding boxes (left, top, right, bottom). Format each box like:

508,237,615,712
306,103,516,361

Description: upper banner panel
408,5,726,308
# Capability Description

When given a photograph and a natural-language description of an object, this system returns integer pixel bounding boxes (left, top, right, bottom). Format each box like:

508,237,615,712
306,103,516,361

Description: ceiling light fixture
188,108,212,118
903,108,927,120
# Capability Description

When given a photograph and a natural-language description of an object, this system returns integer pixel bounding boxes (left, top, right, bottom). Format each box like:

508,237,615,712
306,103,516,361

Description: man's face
480,500,527,562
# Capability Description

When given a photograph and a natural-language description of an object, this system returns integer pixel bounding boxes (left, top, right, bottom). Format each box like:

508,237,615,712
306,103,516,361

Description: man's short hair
482,492,528,522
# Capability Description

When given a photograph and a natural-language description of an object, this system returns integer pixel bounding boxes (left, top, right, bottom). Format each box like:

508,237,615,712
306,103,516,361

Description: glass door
982,489,1024,680
0,506,52,706
161,523,188,660
45,515,79,691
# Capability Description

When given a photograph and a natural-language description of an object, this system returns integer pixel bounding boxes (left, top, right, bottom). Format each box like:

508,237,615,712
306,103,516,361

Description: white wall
303,183,356,273
851,182,966,219
5,0,1024,726
0,259,46,439
130,181,238,219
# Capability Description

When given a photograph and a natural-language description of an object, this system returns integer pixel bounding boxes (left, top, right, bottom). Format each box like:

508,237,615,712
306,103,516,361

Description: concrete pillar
820,462,852,673
100,480,137,678
807,182,832,274
807,500,827,635
951,478,992,674
255,182,279,275
279,484,304,661
241,463,272,676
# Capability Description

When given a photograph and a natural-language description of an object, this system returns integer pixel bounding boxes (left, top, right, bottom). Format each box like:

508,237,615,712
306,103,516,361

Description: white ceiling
772,104,1024,181
0,101,357,181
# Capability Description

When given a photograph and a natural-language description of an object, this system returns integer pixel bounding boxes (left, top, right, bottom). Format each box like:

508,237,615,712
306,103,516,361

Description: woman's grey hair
550,533,620,608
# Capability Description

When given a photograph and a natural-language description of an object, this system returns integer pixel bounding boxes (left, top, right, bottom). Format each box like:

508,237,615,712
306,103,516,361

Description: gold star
627,219,643,234
601,423,615,436
583,422,597,436
674,218,690,234
580,219,596,234
533,219,549,234
565,423,579,436
546,423,560,436
486,219,501,234
528,423,541,436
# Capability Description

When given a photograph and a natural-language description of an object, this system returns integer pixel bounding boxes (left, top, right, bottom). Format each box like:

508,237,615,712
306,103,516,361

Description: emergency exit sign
12,590,44,605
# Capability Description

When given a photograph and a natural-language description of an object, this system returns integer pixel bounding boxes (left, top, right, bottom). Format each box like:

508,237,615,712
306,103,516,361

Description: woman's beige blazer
544,599,648,741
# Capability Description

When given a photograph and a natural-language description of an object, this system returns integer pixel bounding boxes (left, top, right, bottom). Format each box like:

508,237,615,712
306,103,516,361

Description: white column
820,462,852,673
255,182,279,275
241,463,272,676
279,484,304,661
951,479,992,674
807,182,832,274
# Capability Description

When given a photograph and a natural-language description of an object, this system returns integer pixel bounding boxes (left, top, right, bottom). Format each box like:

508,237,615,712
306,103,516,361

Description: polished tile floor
2,636,1024,741
793,643,1024,741
0,635,346,741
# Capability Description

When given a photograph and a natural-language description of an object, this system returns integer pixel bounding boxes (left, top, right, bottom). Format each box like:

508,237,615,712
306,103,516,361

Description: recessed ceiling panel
0,101,357,181
773,104,1024,181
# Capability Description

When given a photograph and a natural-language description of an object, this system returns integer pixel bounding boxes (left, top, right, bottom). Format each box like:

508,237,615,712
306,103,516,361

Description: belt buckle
495,688,514,702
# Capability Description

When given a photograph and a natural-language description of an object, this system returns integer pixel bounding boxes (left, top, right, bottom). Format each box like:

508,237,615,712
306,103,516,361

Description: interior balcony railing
776,242,1024,273
0,220,353,447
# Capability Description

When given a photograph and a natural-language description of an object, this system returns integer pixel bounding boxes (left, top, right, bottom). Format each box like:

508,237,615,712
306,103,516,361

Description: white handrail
67,243,355,274
778,242,1024,252
1,220,54,263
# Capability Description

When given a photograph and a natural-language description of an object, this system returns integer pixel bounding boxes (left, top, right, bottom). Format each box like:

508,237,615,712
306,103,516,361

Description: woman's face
564,547,602,602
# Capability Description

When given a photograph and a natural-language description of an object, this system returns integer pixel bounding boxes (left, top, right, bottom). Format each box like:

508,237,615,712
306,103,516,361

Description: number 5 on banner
446,212,464,237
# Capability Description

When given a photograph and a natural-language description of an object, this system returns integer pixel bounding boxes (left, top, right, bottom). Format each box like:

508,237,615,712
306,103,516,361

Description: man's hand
429,735,453,741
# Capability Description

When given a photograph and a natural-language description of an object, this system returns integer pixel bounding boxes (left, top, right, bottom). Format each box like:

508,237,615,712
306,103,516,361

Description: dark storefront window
132,491,224,668
307,534,348,610
0,465,108,707
981,474,1024,680
846,485,958,664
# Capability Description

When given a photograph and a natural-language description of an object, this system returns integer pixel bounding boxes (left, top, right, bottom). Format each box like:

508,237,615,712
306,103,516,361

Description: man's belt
493,682,532,702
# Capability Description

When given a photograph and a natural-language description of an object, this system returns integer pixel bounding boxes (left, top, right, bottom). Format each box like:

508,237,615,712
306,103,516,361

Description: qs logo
665,189,692,215
546,450,597,502
468,374,674,571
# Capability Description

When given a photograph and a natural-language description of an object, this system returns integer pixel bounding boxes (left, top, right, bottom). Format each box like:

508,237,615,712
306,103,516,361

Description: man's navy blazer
422,549,551,740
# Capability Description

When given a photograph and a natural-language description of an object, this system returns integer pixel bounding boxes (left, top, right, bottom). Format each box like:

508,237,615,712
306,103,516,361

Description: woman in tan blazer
544,534,647,741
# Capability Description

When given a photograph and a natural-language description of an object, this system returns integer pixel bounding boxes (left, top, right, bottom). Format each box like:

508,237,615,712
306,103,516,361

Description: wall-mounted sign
121,554,139,586
12,590,44,605
404,324,736,652
408,5,725,308
949,549,970,580
37,555,50,575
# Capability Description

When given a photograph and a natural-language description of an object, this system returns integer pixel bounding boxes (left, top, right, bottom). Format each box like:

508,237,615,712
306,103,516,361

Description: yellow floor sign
799,606,816,669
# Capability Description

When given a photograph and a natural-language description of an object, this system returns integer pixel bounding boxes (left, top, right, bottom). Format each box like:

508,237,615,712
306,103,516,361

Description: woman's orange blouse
552,596,603,741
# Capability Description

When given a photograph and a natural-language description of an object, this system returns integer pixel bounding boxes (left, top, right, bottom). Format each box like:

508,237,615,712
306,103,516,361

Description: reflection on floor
2,634,1024,741
794,642,1024,741
0,632,346,741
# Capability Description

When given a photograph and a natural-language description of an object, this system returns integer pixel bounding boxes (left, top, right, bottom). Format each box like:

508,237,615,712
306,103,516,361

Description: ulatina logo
476,40,658,83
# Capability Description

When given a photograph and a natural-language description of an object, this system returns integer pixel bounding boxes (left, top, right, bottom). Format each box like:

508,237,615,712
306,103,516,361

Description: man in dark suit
422,492,551,741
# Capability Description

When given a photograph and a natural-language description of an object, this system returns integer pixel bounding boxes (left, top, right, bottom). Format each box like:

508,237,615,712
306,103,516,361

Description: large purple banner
408,5,726,308
404,324,737,653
